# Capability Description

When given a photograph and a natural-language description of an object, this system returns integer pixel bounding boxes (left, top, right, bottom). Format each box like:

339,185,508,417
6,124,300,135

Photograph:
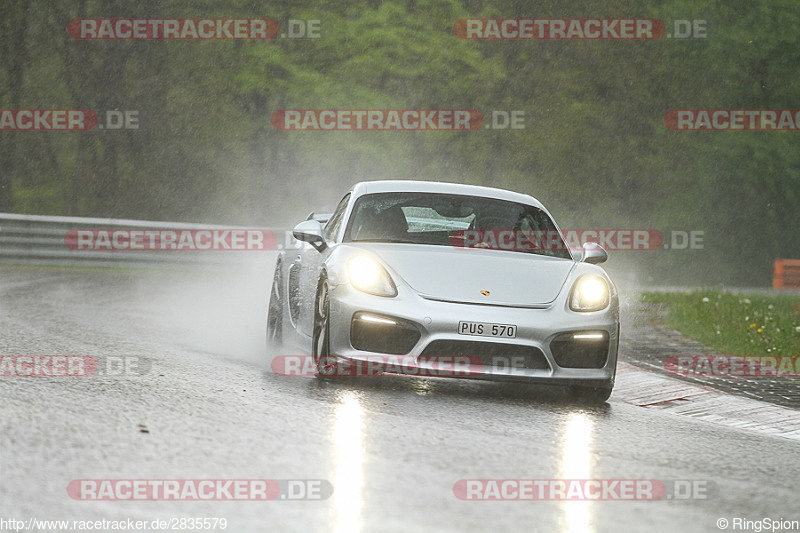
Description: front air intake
419,340,549,370
350,313,421,355
550,331,610,369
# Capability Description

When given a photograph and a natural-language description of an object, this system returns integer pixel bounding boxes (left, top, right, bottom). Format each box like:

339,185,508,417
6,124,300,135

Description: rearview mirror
580,242,608,264
293,219,327,252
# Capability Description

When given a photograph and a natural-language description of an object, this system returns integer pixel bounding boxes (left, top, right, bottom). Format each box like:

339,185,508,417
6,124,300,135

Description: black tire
266,260,283,350
312,279,338,378
569,385,613,404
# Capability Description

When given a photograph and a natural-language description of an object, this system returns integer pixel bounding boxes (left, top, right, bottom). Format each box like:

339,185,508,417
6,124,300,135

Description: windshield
343,192,572,259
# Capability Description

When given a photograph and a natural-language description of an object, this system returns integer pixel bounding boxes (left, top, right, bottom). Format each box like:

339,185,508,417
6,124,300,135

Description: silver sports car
267,180,619,402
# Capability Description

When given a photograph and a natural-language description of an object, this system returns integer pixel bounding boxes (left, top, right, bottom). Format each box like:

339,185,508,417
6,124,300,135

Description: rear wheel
266,261,283,349
312,279,338,378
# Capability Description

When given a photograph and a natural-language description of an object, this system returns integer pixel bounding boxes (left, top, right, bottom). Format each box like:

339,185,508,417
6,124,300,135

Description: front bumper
326,281,619,387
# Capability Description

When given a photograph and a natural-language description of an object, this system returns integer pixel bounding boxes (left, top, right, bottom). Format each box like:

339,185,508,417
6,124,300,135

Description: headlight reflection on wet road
331,392,365,533
559,412,595,533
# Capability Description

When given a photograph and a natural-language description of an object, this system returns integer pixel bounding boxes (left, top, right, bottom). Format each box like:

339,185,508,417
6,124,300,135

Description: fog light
358,314,397,326
573,332,605,340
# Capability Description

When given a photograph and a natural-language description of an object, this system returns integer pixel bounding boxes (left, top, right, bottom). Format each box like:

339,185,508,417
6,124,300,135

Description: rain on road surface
1,263,798,532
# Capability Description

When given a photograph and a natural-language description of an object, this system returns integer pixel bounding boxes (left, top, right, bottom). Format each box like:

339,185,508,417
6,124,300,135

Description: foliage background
1,0,798,285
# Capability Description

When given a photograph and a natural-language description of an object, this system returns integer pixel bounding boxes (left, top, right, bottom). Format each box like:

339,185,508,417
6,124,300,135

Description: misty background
1,0,798,285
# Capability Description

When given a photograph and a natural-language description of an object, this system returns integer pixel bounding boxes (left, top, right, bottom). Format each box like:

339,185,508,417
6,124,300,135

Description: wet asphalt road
0,263,799,533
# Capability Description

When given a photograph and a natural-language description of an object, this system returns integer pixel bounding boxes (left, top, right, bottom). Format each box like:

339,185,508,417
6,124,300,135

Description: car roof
349,180,545,209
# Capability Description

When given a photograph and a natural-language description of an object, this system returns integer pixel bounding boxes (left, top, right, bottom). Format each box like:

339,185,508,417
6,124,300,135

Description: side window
324,193,350,241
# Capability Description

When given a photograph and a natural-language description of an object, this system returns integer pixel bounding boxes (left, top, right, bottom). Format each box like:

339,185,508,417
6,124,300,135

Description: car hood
352,244,575,307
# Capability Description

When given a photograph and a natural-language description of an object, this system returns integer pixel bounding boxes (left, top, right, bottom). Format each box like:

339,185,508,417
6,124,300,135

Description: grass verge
641,290,800,356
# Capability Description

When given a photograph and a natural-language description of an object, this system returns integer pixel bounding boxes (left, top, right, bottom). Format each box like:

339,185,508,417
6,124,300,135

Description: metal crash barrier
0,213,283,267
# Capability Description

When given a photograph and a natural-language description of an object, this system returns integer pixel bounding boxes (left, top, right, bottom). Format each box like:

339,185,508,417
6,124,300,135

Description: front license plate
458,321,517,338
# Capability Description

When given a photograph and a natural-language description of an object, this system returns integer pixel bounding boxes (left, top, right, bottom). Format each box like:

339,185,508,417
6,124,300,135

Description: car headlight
570,275,610,312
347,256,397,297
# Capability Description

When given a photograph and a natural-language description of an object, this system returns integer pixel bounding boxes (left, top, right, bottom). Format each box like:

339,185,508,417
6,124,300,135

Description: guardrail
0,213,280,267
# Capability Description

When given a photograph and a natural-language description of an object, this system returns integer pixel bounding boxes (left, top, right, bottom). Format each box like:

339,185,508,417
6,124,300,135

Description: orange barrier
773,259,800,289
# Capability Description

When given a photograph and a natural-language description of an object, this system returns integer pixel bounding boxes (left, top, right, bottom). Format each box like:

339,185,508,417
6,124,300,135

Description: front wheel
266,260,283,350
312,279,338,378
568,385,613,404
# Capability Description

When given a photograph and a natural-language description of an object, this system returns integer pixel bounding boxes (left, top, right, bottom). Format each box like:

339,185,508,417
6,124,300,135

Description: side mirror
306,212,332,225
293,219,327,252
580,242,608,264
